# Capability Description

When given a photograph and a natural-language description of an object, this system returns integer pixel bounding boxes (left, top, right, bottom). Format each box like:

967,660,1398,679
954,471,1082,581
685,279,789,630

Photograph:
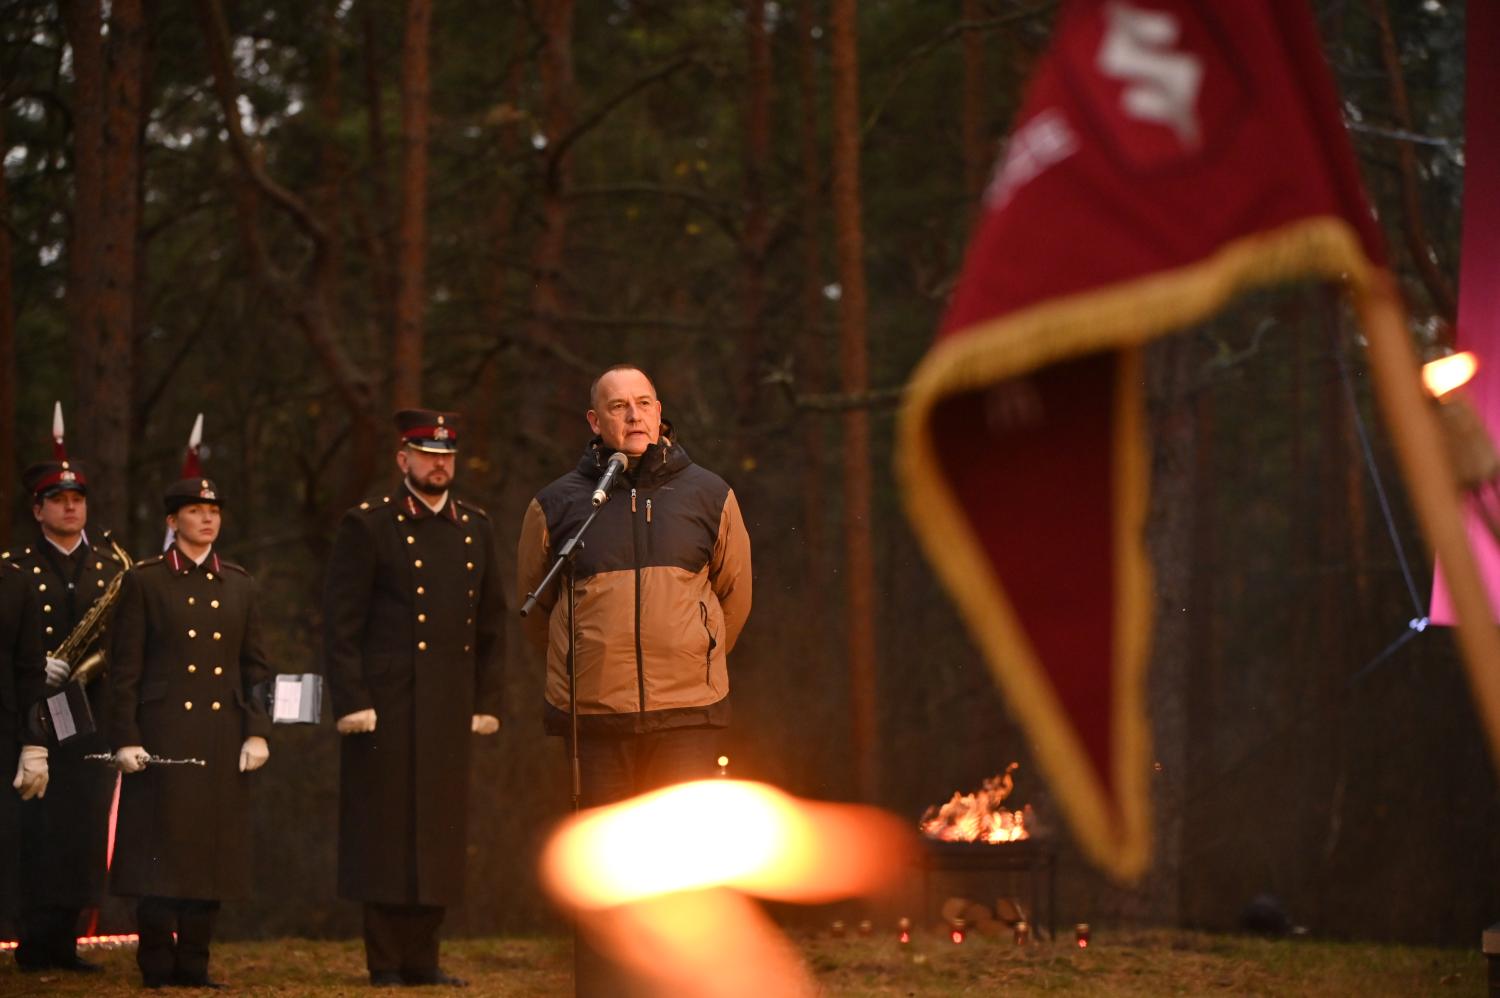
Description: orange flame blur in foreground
1423,351,1479,399
540,780,914,998
919,763,1030,843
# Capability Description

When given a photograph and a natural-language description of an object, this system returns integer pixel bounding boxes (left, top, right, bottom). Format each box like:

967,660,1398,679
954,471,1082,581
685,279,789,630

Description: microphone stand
520,504,604,814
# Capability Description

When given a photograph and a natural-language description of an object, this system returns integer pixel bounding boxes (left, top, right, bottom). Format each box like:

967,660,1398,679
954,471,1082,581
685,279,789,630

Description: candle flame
540,780,914,998
1422,351,1479,398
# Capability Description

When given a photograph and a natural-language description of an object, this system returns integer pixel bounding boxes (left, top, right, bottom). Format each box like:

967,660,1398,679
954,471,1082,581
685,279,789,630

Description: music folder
28,683,97,747
259,673,324,725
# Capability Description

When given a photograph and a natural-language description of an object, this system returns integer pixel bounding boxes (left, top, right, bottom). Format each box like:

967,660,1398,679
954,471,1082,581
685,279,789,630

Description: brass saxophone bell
69,648,107,685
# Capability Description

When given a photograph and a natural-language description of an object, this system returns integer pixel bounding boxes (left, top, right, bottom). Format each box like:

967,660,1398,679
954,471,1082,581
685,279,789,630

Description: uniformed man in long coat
10,419,127,973
2,556,47,942
325,408,504,988
108,474,272,989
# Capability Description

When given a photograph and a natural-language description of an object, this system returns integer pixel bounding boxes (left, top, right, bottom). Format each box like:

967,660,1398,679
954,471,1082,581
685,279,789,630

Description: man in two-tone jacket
518,364,752,805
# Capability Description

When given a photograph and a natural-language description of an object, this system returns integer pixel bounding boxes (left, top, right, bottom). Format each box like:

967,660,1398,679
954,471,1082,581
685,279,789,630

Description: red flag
1432,0,1500,625
897,0,1450,880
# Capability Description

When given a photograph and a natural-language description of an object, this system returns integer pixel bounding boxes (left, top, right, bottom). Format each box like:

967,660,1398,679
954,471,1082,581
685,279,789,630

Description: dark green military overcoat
107,547,271,900
324,487,504,906
0,563,45,921
10,532,126,908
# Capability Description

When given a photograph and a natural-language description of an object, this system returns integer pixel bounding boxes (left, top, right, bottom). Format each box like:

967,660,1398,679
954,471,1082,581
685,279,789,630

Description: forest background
0,0,1493,947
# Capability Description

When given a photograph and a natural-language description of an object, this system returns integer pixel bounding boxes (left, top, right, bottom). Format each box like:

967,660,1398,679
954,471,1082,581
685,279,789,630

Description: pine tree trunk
0,112,14,548
737,0,773,456
64,0,144,526
796,0,827,612
392,0,433,408
531,0,576,444
961,0,988,198
829,0,878,801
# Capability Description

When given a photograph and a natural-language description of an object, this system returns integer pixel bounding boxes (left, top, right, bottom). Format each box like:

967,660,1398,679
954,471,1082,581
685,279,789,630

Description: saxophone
53,536,134,686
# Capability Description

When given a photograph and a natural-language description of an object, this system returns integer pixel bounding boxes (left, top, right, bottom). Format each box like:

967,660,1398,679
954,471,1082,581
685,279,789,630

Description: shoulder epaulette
455,497,490,520
355,495,395,514
133,555,165,570
221,561,251,576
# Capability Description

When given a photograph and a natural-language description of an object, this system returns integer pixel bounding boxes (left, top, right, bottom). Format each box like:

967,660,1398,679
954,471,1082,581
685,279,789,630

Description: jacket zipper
632,488,645,713
699,601,717,685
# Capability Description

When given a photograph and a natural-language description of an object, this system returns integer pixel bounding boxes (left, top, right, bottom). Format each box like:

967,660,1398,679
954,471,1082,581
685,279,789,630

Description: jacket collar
167,546,221,576
578,427,690,489
399,482,460,523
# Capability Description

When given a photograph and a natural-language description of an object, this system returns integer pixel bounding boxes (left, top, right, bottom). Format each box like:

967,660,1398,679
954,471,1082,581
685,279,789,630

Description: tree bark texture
0,111,14,547
737,0,772,450
62,0,144,527
1364,0,1456,326
531,0,577,444
392,0,433,408
961,0,988,198
796,0,827,611
829,0,878,801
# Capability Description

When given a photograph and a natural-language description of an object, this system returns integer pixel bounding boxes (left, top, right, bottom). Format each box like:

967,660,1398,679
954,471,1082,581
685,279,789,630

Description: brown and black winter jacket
518,433,751,735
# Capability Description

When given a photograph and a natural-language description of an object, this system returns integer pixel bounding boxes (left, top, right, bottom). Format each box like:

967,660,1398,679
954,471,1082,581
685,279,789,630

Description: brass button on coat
188,664,197,673
188,628,197,638
184,701,193,710
417,641,428,651
214,666,223,676
211,701,221,711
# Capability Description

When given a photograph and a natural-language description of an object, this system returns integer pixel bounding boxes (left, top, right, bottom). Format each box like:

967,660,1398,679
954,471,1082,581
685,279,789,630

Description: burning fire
920,763,1031,843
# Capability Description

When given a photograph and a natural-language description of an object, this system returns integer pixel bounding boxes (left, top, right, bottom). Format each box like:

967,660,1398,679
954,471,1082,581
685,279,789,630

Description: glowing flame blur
919,763,1030,843
1422,351,1479,398
541,780,914,998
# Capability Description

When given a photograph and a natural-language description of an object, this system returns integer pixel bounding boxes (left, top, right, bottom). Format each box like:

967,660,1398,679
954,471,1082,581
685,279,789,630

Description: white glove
12,745,48,800
336,708,377,734
471,714,500,735
44,656,70,688
238,735,269,773
114,746,149,774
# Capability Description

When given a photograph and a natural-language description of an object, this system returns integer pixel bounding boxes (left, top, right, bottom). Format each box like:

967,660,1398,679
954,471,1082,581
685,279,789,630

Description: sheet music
273,676,303,723
47,690,76,742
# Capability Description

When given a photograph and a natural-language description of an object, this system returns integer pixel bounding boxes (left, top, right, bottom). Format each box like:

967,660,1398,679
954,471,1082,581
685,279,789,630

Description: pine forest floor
0,928,1484,997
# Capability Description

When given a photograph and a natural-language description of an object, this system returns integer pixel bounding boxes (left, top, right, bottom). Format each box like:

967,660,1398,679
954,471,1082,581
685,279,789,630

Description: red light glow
1422,351,1480,398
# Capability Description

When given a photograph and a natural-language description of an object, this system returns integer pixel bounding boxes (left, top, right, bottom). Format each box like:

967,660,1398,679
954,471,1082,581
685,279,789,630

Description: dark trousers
136,896,220,985
362,903,444,976
572,727,722,997
575,727,722,808
14,904,81,968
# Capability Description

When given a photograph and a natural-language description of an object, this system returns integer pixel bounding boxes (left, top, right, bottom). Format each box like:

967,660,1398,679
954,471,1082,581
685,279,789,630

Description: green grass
0,929,1484,996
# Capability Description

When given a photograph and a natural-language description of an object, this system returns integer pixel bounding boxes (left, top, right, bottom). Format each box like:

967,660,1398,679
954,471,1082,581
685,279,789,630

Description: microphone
591,451,630,507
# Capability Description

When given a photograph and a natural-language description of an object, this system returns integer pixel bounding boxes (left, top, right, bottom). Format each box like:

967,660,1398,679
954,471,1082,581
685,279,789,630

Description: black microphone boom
591,451,630,507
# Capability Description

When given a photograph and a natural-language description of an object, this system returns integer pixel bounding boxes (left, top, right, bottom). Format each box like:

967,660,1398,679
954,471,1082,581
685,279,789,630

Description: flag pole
1358,272,1500,771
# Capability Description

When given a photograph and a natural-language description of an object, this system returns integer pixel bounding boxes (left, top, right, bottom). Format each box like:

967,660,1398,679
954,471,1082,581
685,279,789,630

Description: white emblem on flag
984,108,1080,210
1096,2,1203,149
